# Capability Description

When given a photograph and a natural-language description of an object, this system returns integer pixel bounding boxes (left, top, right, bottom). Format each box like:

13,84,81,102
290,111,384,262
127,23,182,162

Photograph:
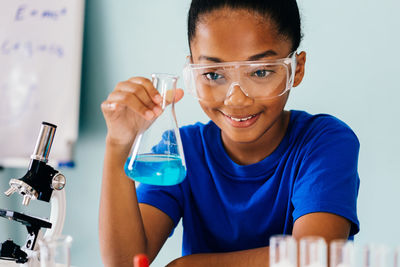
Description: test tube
270,235,297,267
300,236,327,267
330,239,355,267
394,246,400,267
361,243,389,267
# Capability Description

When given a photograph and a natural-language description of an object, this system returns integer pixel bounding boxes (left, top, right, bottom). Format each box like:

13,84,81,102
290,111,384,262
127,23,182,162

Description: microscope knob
22,195,32,206
4,187,17,197
5,179,39,206
51,173,66,190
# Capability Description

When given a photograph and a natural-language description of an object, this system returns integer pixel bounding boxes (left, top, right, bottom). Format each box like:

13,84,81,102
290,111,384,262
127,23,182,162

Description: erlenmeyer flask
124,73,186,186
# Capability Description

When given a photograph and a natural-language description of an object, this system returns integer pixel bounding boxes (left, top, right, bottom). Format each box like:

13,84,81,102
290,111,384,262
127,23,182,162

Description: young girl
99,0,360,266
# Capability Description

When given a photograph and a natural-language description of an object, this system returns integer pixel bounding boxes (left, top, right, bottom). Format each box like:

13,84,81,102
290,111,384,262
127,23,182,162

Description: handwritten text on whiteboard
15,5,68,21
1,40,64,58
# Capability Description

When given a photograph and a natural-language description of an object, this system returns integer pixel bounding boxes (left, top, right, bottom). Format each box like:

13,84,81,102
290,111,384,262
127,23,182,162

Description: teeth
229,114,256,122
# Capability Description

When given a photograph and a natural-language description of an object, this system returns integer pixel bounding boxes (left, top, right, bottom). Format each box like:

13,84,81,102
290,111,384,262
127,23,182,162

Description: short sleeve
136,182,184,230
292,118,360,236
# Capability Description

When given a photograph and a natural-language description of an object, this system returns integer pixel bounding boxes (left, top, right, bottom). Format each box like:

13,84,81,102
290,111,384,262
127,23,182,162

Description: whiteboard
0,0,85,168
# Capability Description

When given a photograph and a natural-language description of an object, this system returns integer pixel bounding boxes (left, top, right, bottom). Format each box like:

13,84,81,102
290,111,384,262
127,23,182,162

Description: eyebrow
248,50,278,61
197,49,278,63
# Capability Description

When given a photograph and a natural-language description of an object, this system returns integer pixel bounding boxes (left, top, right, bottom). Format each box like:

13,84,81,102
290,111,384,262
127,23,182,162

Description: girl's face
190,8,305,145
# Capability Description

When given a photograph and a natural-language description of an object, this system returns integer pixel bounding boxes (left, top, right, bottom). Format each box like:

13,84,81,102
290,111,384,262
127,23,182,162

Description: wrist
105,136,132,164
106,135,132,149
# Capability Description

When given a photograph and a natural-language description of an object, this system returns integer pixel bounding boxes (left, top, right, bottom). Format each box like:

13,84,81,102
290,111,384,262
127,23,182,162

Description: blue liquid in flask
125,154,186,186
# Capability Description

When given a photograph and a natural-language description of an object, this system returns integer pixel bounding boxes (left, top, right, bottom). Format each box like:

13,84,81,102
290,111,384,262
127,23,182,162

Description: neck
221,110,291,165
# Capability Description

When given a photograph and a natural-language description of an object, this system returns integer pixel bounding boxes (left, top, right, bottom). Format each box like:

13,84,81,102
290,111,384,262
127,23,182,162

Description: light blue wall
1,1,400,266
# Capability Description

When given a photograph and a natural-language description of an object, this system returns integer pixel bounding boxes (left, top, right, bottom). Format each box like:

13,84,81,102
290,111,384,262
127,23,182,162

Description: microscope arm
43,189,66,240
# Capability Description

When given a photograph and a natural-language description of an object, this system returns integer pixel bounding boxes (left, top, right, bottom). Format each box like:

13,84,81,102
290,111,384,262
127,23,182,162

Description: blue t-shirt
137,110,360,255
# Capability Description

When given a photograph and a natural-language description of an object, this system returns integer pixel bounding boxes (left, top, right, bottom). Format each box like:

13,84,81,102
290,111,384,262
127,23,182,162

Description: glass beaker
300,236,327,267
124,73,186,186
270,235,297,267
38,235,72,267
330,239,355,267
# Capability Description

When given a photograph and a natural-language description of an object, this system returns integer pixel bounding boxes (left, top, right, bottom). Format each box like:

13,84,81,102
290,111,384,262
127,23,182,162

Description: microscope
0,122,67,266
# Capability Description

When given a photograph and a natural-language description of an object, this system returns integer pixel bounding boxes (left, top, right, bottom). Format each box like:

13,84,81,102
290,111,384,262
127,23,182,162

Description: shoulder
288,110,360,159
290,110,359,146
291,110,354,132
179,121,215,139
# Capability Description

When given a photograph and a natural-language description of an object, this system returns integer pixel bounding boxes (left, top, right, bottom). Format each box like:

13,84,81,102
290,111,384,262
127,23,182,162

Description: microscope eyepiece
31,122,57,163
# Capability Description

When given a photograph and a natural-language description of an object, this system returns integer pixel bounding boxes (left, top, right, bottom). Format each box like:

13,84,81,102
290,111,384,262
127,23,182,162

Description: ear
293,51,306,87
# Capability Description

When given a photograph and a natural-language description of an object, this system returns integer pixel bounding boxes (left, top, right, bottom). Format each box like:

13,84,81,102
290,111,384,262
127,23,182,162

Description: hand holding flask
124,74,186,186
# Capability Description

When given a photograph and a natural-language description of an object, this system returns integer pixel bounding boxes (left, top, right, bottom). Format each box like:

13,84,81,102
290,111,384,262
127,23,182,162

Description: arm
99,77,184,266
99,141,174,266
167,246,269,267
167,212,350,267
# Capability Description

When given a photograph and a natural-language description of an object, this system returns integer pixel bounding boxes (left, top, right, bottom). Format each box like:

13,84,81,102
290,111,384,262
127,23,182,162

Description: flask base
125,154,186,186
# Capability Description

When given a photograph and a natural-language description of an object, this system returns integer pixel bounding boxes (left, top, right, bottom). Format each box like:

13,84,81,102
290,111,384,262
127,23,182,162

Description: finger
174,88,184,103
115,81,163,116
106,91,156,120
101,101,117,112
107,91,154,119
128,77,162,104
101,101,115,119
164,88,185,105
115,81,158,110
101,100,125,122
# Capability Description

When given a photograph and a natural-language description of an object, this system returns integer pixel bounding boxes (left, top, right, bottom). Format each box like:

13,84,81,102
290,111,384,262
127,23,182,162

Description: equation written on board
0,3,69,58
1,40,64,58
14,4,68,21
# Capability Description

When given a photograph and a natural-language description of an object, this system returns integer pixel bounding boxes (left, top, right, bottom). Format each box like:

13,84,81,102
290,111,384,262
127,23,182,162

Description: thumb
164,88,185,105
174,88,184,103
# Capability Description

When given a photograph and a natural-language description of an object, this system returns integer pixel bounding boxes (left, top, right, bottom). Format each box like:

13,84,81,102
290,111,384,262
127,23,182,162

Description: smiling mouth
227,114,258,122
220,111,261,125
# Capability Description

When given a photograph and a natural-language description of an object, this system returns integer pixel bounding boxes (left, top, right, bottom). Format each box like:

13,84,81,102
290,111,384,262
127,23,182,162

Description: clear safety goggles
183,52,297,103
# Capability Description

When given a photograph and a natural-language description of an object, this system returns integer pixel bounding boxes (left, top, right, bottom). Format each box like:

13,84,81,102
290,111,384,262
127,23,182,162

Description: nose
224,82,253,106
